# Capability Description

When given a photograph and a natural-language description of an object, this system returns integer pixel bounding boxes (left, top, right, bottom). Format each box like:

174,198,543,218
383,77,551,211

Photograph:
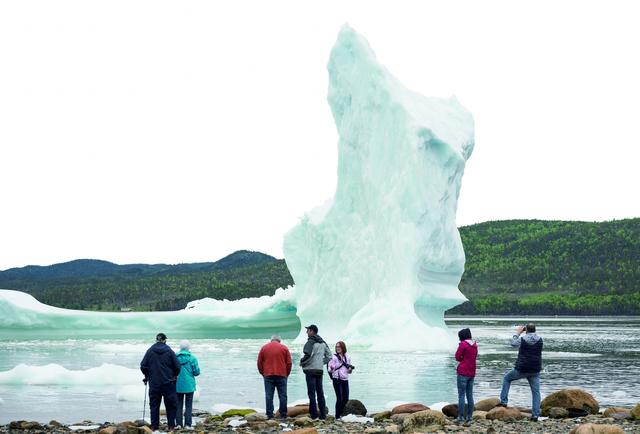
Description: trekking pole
143,380,148,422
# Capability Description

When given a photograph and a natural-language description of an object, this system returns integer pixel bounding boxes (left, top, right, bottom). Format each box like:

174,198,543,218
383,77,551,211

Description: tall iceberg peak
283,25,475,350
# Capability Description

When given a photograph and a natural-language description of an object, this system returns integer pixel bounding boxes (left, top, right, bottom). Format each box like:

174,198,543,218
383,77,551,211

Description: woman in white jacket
327,341,353,419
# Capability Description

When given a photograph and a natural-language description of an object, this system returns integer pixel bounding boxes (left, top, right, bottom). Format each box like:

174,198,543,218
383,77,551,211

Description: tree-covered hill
1,219,638,314
453,218,639,315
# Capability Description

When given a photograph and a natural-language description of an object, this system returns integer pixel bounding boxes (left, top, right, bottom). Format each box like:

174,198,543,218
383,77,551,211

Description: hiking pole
142,380,148,422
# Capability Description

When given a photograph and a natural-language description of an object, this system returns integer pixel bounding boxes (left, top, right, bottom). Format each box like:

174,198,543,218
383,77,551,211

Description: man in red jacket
257,335,292,419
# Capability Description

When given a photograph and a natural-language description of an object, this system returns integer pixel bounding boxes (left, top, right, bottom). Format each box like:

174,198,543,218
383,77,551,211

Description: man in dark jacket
299,324,332,420
140,333,181,430
498,323,543,421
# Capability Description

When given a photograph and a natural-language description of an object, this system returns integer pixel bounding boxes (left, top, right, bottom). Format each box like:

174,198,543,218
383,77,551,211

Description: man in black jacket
140,333,181,430
498,323,543,421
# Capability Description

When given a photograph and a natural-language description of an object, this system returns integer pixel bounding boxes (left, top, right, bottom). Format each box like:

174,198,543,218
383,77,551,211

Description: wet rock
294,416,314,427
137,427,152,434
474,398,501,412
244,413,267,422
290,429,318,434
472,410,487,420
48,420,64,428
390,413,411,424
485,407,525,421
372,410,392,422
385,426,399,434
364,428,387,434
343,399,367,416
99,427,117,434
632,403,640,420
441,404,458,418
603,407,630,417
391,403,429,415
401,409,447,432
569,423,624,434
549,407,569,418
541,389,599,416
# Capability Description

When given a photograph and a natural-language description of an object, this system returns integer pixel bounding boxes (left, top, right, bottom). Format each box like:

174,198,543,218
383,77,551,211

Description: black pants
332,378,349,418
263,375,288,418
176,392,194,427
305,373,326,419
149,382,178,429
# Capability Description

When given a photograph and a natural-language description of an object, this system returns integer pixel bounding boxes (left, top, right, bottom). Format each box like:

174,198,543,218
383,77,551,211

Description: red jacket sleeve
455,342,465,362
257,348,264,375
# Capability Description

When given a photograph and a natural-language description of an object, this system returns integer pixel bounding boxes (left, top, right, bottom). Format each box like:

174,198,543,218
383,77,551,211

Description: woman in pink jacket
455,328,478,423
328,341,353,419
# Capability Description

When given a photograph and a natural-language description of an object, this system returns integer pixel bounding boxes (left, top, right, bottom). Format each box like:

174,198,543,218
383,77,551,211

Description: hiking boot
496,403,507,408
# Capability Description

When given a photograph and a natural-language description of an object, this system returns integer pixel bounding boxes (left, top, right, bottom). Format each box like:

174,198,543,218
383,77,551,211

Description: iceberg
0,363,139,385
283,25,474,350
0,288,299,338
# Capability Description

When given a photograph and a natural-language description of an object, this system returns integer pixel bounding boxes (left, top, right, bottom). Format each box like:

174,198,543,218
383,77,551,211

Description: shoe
454,418,464,424
496,403,507,408
530,416,538,422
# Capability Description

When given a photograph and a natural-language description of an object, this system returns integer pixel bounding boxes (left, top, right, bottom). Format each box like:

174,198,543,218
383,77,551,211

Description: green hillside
1,219,638,315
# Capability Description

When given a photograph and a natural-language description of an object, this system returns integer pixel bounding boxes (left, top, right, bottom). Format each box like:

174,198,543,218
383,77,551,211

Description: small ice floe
227,419,246,427
341,414,373,424
612,390,627,398
69,425,101,431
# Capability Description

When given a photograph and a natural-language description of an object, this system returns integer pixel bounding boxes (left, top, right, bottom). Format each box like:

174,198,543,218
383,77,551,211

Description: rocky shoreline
3,390,640,434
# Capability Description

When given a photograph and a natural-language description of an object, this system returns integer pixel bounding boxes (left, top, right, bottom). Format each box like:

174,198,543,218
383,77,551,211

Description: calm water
0,317,638,423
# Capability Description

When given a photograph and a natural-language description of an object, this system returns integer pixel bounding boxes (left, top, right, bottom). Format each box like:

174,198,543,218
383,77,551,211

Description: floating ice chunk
283,25,473,350
0,287,299,337
0,363,139,385
612,390,627,398
341,414,373,424
69,426,101,431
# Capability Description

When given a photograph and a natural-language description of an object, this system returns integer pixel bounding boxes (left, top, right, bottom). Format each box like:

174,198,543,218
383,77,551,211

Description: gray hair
270,335,281,342
179,340,190,350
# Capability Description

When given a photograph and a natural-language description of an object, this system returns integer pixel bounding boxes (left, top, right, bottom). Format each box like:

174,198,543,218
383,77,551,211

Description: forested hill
453,218,639,315
1,219,638,314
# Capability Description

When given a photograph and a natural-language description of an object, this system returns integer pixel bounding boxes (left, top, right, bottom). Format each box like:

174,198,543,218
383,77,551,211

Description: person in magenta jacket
327,341,353,419
455,328,478,423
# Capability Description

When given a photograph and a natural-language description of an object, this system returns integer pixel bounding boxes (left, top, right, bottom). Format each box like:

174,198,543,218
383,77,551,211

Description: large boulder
541,389,599,416
391,403,429,415
441,403,468,418
485,407,525,421
472,410,487,420
474,397,501,412
343,399,367,416
569,424,624,434
632,404,640,420
401,410,447,432
277,404,328,418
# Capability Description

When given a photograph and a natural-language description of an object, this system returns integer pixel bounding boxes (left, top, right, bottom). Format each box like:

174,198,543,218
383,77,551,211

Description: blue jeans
305,373,326,419
499,368,541,417
456,375,474,421
176,392,194,427
264,376,288,418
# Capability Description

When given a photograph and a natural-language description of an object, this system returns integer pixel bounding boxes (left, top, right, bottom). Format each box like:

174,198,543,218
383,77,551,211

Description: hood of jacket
151,342,173,354
176,350,193,364
308,334,325,344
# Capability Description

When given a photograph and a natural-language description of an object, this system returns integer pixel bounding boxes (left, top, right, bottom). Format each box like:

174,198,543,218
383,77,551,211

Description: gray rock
343,399,367,416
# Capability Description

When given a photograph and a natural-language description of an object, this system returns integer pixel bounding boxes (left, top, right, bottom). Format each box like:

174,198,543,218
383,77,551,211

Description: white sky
1,1,639,270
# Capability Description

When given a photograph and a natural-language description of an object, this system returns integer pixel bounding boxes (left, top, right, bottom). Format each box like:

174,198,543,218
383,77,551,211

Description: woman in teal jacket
176,340,200,428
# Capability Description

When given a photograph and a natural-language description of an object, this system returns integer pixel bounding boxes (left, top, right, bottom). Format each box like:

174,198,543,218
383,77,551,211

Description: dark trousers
149,382,178,429
263,375,288,418
305,373,326,419
332,378,349,418
176,392,194,427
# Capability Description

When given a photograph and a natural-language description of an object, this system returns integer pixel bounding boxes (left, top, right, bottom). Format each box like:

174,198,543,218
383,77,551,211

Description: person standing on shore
257,335,292,419
454,328,478,423
140,333,181,431
300,324,332,420
328,341,353,419
498,323,543,421
176,340,200,428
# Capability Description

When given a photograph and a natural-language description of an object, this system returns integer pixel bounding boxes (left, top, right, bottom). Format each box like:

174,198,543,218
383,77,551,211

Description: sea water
0,317,638,423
